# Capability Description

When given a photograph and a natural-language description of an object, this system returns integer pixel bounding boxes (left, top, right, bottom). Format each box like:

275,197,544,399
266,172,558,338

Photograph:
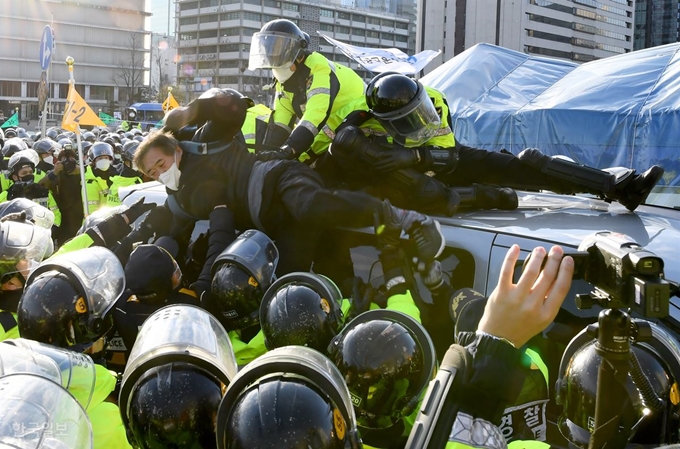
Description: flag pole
66,56,91,218
164,86,172,112
41,15,54,138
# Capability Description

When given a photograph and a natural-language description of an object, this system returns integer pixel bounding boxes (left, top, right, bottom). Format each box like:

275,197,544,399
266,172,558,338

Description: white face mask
95,159,111,171
272,66,295,84
158,152,181,191
43,155,54,166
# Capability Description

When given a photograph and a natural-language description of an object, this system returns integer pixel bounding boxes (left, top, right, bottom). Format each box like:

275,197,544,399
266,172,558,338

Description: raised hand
478,244,574,348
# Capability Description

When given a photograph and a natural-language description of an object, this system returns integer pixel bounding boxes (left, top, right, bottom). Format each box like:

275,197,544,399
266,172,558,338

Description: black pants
262,162,382,276
438,146,562,191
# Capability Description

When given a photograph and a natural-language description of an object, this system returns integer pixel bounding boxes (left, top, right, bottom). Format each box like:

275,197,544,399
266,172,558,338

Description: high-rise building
175,0,415,103
418,0,634,72
634,0,680,50
0,0,151,122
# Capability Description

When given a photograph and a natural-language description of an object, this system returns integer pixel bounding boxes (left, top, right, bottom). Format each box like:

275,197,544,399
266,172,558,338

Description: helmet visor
120,305,238,427
0,374,92,449
28,247,125,319
8,339,97,411
0,221,52,276
0,342,61,384
212,229,279,289
248,32,301,70
374,87,441,146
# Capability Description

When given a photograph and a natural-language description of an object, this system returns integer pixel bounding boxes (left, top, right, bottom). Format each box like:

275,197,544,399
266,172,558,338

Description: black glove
123,197,156,223
138,205,173,237
256,144,298,162
374,199,402,251
373,147,418,172
24,183,50,200
6,183,26,201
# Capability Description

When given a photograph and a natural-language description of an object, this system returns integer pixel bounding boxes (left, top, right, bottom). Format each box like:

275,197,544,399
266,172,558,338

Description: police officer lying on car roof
317,72,665,215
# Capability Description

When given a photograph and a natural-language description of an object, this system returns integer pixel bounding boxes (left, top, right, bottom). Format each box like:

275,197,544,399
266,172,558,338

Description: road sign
40,25,53,71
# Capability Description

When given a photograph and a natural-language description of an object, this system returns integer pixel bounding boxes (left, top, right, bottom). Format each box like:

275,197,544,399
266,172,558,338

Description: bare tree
154,48,165,102
114,32,146,105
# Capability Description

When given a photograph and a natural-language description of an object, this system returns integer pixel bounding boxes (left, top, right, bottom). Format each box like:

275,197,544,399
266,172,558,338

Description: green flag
154,120,163,129
98,112,116,126
1,113,19,128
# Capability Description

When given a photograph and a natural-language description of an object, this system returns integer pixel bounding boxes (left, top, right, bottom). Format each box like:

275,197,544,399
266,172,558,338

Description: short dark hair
134,129,178,175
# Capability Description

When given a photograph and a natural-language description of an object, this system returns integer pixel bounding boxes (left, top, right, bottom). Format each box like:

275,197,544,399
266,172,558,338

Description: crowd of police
0,18,675,449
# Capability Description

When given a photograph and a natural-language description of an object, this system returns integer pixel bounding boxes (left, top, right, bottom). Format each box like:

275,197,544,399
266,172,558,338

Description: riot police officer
1,149,61,230
0,373,93,449
0,218,53,341
84,142,141,214
16,247,132,448
248,19,366,163
208,229,277,366
216,346,363,449
119,304,238,448
330,72,663,213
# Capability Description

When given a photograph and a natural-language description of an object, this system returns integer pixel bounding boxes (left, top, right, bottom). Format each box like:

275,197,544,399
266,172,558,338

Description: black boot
454,184,518,211
517,148,663,211
605,165,664,211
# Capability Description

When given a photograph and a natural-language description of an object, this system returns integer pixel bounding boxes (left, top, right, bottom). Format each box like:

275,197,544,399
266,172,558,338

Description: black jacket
107,288,199,373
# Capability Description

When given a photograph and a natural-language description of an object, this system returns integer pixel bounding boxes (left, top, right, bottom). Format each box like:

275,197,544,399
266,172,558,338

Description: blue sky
150,0,174,35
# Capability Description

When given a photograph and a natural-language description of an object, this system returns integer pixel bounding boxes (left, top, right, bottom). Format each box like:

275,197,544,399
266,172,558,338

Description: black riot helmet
0,198,55,230
260,272,344,352
248,19,309,71
209,230,279,331
556,322,680,448
2,137,29,158
127,362,223,449
45,127,60,141
122,140,139,163
216,346,362,449
82,131,96,143
89,141,114,161
33,138,58,156
328,309,436,432
366,72,442,145
17,247,125,351
119,305,238,449
57,137,73,152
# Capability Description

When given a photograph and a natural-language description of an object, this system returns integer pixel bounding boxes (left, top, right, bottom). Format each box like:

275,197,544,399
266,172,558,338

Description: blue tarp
422,43,680,186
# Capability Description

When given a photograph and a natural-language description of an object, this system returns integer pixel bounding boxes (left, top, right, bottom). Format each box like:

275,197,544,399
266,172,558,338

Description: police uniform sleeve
442,332,531,449
272,86,296,138
88,364,133,448
284,56,340,155
378,247,422,323
48,191,61,227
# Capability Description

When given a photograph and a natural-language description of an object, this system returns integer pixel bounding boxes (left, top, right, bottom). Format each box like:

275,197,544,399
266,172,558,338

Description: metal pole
65,57,91,217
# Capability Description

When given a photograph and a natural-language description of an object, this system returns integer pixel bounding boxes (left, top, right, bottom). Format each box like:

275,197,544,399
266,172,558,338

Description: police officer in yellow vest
243,103,272,152
248,19,366,163
329,72,664,214
0,218,53,342
85,142,141,214
6,338,128,449
16,247,132,449
0,150,61,229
